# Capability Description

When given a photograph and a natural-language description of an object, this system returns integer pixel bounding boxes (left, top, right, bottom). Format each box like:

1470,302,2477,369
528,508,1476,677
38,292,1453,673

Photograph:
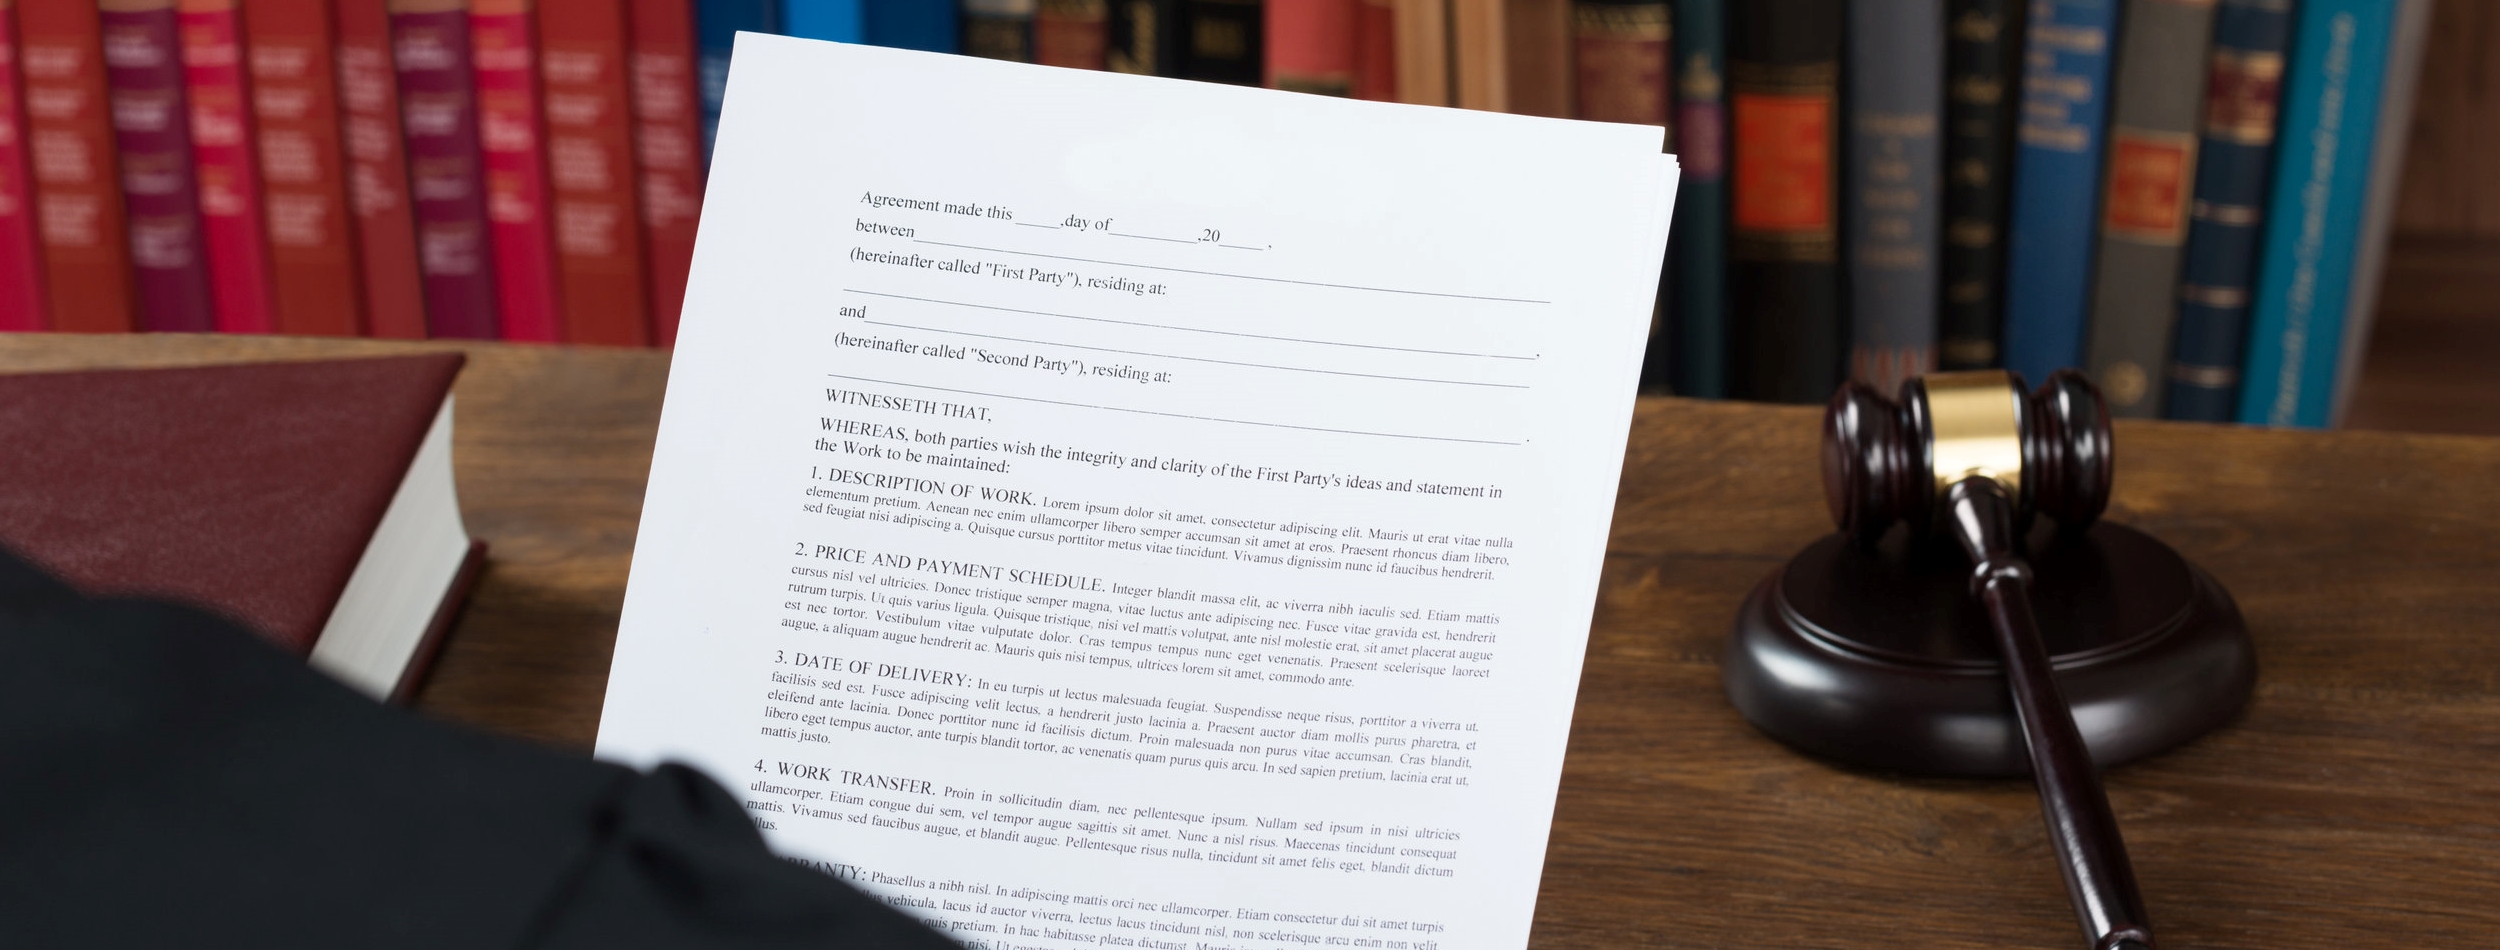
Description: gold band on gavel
1921,370,2024,502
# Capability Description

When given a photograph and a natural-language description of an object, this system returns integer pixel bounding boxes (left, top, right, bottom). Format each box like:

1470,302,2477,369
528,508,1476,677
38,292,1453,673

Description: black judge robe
0,545,962,950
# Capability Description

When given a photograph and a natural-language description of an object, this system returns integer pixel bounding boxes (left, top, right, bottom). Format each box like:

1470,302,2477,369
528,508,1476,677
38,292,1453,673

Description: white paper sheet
597,33,1677,950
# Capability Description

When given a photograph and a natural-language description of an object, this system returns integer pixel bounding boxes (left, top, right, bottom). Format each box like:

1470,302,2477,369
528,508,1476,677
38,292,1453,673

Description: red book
471,0,561,342
103,0,215,333
625,0,696,345
1265,0,1358,96
244,0,365,335
18,0,136,332
1034,0,1107,71
539,0,646,345
335,0,427,338
178,0,277,333
1352,0,1392,101
1570,1,1669,125
0,355,486,702
0,0,47,330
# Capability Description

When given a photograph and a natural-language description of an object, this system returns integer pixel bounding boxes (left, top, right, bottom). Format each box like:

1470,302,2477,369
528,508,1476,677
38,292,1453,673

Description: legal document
597,34,1678,950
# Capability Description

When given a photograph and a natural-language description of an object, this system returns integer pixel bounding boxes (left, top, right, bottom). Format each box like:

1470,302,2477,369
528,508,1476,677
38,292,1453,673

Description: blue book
697,0,781,165
2162,0,2292,421
865,0,958,51
2238,0,2430,427
782,0,864,42
1845,0,1942,394
1999,0,2121,387
1669,0,1727,398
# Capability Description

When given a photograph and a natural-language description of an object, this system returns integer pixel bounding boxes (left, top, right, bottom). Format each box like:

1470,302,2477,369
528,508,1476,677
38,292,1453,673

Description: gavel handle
1945,478,2156,950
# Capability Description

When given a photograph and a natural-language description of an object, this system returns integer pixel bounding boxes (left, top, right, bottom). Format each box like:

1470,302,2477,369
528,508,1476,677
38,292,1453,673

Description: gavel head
1822,369,2114,546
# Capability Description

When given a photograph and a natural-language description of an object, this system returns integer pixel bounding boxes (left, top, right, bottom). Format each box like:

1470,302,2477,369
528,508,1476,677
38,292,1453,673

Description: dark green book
1728,0,1842,404
1938,0,2022,370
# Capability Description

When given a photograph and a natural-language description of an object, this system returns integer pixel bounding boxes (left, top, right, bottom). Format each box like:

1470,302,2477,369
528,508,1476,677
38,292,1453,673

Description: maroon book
393,0,502,339
100,0,216,332
0,355,487,704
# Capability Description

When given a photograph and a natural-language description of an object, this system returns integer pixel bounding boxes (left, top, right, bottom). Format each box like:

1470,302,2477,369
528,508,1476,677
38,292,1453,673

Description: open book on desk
596,34,1677,950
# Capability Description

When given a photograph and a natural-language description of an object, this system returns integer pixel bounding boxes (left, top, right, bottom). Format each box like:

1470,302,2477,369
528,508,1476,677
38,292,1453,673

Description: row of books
0,0,703,344
1637,0,2429,428
0,0,2429,426
0,0,1599,346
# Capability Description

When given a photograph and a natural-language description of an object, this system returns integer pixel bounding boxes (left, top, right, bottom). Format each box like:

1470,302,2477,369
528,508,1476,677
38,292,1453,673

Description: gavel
1822,369,2150,950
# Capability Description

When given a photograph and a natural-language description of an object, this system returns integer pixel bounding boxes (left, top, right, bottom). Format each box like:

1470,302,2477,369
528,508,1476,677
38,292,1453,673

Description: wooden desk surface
8,334,2498,949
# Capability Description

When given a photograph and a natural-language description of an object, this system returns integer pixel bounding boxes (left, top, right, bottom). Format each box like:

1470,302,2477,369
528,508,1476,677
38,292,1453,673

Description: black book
1937,0,2023,371
1177,0,1262,85
1728,0,1842,403
962,0,1038,62
1107,0,1184,75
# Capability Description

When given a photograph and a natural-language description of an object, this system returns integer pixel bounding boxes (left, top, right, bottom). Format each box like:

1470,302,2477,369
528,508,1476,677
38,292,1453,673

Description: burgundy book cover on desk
0,355,487,705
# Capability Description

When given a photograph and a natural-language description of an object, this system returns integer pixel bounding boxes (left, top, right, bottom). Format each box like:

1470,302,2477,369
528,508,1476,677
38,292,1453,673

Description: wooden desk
7,334,2497,948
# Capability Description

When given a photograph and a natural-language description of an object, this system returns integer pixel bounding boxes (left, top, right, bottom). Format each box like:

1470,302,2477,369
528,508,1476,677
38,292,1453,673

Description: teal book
1670,0,1726,397
783,0,863,42
2237,0,2428,427
866,0,959,51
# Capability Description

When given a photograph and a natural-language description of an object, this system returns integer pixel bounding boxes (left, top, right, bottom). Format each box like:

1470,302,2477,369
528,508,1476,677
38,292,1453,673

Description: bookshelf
3,0,2487,434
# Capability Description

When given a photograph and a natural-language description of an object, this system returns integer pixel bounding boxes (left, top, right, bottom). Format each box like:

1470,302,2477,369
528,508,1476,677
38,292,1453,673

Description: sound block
1723,522,2255,778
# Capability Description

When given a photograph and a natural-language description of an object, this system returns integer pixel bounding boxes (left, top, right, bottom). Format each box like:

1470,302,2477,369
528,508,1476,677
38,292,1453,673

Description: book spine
2083,0,2217,417
472,0,560,341
392,0,499,338
694,0,773,163
245,0,364,336
19,0,137,331
863,0,956,52
1266,0,1355,95
2326,0,2428,427
2163,0,2290,421
1035,0,1108,70
1999,0,2119,386
961,0,1036,62
779,0,860,42
628,0,699,345
1450,0,1505,111
103,0,215,332
1106,0,1178,75
1937,0,2020,370
1669,0,1724,397
541,0,647,345
1178,0,1260,85
2237,0,2401,426
1571,2,1669,125
179,0,276,333
337,0,427,338
1727,0,1839,404
0,0,47,330
1845,0,1941,394
1351,0,1390,100
1388,0,1445,104
1505,0,1570,117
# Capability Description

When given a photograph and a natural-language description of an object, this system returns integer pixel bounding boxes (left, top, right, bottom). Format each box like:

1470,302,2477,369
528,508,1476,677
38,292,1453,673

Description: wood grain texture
2393,0,2500,237
5,333,2498,948
2345,236,2500,436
